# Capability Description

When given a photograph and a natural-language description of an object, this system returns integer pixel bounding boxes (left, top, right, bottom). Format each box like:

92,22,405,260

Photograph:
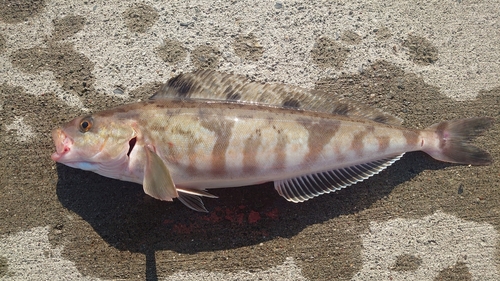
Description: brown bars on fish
51,70,493,212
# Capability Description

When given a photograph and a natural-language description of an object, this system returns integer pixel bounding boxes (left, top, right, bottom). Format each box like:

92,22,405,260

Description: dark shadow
55,151,451,277
145,248,157,281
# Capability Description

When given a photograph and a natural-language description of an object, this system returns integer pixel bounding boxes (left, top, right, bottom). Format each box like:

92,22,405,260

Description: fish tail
423,117,493,165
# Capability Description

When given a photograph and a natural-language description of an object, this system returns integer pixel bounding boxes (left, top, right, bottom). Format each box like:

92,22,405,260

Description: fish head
51,113,136,174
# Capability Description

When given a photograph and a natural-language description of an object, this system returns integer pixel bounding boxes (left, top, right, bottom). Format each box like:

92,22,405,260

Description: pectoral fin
143,146,178,201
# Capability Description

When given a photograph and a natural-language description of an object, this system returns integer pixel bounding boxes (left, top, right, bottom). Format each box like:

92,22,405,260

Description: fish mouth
51,128,73,162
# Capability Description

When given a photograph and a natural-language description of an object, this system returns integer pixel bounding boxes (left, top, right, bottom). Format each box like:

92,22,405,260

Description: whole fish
51,70,493,212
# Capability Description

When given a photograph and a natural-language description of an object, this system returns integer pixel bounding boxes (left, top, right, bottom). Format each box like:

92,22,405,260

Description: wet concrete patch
375,26,392,41
0,255,8,277
434,262,472,281
317,60,450,122
191,45,221,69
156,38,188,64
0,33,5,52
0,83,82,234
403,34,439,65
311,37,350,68
123,3,159,33
233,33,264,61
128,82,163,100
52,15,86,41
341,30,362,45
10,43,95,95
391,254,422,271
0,0,46,24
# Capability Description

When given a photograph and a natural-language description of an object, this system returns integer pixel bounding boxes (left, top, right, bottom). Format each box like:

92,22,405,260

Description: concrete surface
1,0,499,280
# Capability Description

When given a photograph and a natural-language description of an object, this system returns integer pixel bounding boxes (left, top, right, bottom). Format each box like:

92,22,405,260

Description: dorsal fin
151,70,403,126
274,154,404,203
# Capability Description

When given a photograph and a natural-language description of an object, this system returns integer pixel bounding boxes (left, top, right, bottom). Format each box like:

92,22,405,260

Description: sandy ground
1,0,499,280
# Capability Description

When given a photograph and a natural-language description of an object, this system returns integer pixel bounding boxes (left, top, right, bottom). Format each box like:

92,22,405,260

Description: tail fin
425,117,493,165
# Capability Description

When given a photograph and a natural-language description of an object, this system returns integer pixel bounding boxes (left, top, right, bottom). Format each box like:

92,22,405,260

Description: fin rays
143,146,178,201
275,154,404,203
152,70,403,126
178,193,209,213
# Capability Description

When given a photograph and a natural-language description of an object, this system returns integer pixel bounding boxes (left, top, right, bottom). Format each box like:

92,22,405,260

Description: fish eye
79,117,93,133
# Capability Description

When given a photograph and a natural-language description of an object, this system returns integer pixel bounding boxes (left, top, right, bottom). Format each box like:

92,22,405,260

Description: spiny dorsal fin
151,70,402,126
275,154,404,203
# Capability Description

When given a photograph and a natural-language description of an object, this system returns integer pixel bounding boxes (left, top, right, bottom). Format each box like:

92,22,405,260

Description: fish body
51,70,493,212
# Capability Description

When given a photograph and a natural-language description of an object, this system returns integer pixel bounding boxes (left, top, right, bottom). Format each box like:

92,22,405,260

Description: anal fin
275,154,404,203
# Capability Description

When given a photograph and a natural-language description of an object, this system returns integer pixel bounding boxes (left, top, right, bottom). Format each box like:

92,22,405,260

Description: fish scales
51,71,493,212
100,101,416,184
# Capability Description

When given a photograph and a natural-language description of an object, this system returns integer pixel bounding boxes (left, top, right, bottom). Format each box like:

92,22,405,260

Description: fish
51,70,493,212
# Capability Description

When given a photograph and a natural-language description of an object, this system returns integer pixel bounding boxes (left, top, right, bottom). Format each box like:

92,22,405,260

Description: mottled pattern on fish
51,71,493,212
97,100,415,183
152,70,403,126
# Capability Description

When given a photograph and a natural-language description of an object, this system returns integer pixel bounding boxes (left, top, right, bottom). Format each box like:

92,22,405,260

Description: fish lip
51,128,73,162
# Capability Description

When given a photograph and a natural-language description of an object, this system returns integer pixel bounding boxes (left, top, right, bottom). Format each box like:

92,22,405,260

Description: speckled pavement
1,1,499,280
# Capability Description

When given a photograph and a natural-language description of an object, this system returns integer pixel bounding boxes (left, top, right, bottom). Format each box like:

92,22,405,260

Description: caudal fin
425,117,493,165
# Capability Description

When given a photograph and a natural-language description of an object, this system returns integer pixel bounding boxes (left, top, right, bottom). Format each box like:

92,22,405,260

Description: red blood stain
248,210,261,224
265,208,279,220
236,213,244,224
223,207,245,224
224,208,235,221
201,211,223,223
172,224,192,234
165,204,279,235
162,219,174,225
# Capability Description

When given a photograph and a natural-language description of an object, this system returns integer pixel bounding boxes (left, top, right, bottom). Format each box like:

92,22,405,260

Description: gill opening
127,137,137,157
